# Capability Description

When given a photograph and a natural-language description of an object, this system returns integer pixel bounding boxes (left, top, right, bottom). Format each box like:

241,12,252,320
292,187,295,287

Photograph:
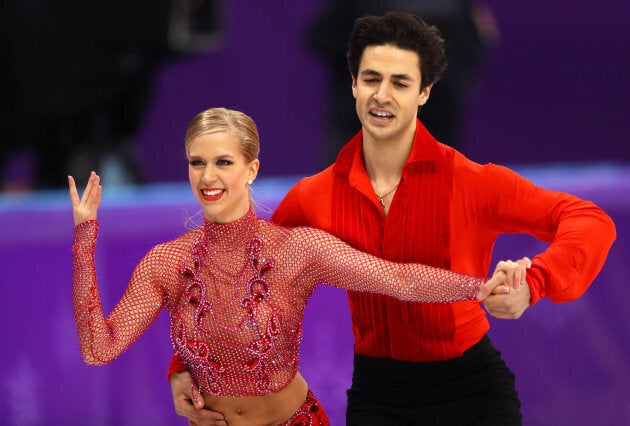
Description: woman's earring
248,179,253,185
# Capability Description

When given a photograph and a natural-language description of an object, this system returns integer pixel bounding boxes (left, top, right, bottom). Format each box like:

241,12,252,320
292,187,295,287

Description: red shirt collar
332,119,444,194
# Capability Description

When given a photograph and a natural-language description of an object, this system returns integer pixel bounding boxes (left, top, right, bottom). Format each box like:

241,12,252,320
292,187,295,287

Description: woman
69,107,526,425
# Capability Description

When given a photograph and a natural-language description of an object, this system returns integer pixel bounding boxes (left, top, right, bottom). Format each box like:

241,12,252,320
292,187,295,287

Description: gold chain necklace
375,183,399,210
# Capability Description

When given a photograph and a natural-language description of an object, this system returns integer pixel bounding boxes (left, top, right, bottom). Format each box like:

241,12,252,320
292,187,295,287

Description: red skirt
279,389,330,426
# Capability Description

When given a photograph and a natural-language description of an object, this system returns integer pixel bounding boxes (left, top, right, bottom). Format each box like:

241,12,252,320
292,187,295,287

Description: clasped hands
477,257,532,319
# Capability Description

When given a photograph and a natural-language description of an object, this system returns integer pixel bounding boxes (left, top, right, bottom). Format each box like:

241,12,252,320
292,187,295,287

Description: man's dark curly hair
346,11,447,90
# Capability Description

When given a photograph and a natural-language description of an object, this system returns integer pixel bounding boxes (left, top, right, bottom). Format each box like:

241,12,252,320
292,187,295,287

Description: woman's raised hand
68,172,102,225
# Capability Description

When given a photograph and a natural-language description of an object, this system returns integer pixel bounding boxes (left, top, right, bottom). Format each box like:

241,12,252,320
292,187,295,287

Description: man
169,11,615,425
308,0,499,163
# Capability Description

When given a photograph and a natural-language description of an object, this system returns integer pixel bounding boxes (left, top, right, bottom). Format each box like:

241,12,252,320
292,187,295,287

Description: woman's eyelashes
188,158,233,167
216,159,233,166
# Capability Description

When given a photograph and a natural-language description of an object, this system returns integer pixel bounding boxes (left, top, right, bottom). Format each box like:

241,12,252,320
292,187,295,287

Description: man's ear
419,84,433,106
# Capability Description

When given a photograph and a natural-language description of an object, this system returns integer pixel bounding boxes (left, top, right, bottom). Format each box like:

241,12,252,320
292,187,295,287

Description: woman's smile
201,188,224,201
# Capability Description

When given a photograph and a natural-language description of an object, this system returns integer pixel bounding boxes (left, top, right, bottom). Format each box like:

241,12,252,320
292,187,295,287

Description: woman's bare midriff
202,373,309,426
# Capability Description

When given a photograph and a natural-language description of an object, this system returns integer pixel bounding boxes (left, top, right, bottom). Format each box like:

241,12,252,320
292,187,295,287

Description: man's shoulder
290,164,336,195
273,165,336,227
447,147,499,176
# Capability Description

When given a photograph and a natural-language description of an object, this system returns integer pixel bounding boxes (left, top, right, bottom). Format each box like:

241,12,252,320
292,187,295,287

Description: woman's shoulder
262,221,328,250
146,225,204,258
257,219,311,247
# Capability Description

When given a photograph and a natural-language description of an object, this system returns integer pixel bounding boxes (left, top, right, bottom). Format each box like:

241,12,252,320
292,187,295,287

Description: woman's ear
248,159,260,183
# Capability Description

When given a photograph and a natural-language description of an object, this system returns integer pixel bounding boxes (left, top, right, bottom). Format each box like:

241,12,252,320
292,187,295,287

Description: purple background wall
132,0,630,184
133,0,329,183
1,1,629,425
462,0,629,165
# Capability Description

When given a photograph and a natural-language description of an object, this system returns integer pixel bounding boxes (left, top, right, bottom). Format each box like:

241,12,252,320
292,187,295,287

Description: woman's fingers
476,274,509,301
69,172,102,225
479,256,532,300
494,260,514,286
512,257,531,290
82,172,99,205
493,257,531,290
68,175,79,207
492,284,510,295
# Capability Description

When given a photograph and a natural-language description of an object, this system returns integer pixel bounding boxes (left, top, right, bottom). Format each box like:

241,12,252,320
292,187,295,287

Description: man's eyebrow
360,69,382,77
360,69,415,81
391,73,414,81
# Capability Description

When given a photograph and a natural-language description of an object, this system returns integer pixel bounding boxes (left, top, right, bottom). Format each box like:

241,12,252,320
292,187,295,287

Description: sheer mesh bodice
72,209,484,397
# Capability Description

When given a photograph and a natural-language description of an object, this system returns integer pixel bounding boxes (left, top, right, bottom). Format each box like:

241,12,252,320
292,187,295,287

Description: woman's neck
204,204,252,225
203,207,258,251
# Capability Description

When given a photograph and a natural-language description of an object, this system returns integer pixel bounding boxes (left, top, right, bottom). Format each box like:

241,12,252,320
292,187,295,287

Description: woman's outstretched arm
70,172,166,365
291,227,529,302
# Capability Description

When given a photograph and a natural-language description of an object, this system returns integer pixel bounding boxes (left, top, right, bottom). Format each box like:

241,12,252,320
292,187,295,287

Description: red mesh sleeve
72,220,167,365
285,227,485,302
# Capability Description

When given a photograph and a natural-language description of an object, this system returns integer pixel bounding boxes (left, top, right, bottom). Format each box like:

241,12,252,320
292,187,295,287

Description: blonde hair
185,107,260,207
185,107,260,162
